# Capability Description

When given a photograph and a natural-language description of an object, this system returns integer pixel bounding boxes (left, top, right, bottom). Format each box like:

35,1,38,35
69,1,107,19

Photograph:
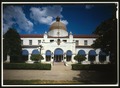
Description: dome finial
56,16,60,22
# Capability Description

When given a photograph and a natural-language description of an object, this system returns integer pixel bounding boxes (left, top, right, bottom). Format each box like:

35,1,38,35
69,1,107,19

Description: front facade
13,17,111,64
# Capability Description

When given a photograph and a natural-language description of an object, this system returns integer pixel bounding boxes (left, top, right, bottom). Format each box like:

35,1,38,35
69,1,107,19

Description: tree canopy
91,16,117,63
3,28,22,62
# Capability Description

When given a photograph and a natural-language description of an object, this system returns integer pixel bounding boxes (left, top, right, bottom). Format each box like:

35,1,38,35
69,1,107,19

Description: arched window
66,50,72,61
46,50,51,61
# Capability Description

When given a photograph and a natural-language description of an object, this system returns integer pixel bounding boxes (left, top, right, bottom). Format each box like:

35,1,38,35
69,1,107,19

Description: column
28,53,31,61
71,54,75,63
4,54,10,63
64,54,66,62
95,55,99,64
106,55,110,63
85,54,88,61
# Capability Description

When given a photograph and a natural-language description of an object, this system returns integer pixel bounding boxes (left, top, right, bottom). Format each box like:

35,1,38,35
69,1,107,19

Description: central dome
49,16,67,31
48,16,68,37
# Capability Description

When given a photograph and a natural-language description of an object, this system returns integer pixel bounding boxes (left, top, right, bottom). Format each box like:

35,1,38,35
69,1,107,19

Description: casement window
29,40,32,45
38,40,41,45
84,40,88,45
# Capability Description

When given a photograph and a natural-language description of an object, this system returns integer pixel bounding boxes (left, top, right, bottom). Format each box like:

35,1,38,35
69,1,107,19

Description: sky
3,3,116,35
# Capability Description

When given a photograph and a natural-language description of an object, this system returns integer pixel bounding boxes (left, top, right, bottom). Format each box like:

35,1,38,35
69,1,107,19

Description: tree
74,55,86,64
3,28,22,62
31,54,44,63
91,16,117,64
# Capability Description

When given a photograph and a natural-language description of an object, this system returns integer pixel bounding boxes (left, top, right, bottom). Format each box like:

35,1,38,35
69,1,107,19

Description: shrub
72,64,115,71
31,54,44,63
74,55,86,63
3,63,51,70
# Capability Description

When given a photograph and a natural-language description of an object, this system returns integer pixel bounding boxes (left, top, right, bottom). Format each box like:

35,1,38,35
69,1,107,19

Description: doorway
54,48,63,62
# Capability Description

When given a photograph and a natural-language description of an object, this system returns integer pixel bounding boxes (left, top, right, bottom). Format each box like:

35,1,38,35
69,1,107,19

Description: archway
46,50,51,61
99,51,106,63
88,50,97,63
22,50,29,61
54,48,63,62
78,50,86,56
66,50,72,61
32,49,40,54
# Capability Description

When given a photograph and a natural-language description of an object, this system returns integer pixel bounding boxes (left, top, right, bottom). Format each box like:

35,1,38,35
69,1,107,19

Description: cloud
85,5,94,9
61,20,68,25
3,5,33,34
30,5,68,25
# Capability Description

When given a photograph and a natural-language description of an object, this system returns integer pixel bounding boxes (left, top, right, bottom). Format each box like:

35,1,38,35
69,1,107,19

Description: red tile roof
73,34,99,38
20,34,43,38
76,46,92,48
48,36,69,38
20,34,98,38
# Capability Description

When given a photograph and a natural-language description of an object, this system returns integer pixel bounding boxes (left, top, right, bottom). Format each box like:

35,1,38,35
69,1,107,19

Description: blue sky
3,4,116,35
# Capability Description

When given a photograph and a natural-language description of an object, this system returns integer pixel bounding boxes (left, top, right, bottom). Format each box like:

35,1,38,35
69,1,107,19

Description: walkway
3,62,80,81
3,62,116,84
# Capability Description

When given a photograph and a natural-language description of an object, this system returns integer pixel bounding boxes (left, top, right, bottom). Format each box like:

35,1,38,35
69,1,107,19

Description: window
38,40,41,45
29,40,32,45
76,40,79,46
63,40,67,42
21,40,23,45
84,40,88,45
50,40,54,42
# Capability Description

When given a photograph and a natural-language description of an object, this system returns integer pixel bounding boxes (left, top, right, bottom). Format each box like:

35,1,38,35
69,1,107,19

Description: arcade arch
66,50,72,61
45,50,52,61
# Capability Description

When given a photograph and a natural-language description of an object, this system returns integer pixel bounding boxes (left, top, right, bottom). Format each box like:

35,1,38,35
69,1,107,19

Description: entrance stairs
53,62,65,66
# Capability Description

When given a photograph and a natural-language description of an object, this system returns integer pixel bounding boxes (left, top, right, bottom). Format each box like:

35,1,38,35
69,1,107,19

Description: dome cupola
48,16,68,37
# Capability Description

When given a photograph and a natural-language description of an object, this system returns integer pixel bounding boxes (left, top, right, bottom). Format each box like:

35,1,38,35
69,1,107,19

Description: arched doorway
99,51,106,63
46,50,51,61
66,50,72,61
88,50,97,64
54,48,63,62
22,50,29,61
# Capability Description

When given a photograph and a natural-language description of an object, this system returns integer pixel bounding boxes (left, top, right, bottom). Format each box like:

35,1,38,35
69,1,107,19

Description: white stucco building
5,17,110,65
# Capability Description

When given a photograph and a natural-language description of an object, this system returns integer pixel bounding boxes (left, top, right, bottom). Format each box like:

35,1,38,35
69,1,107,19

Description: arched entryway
22,50,29,61
88,50,97,63
54,48,63,62
66,50,72,61
99,51,106,63
46,50,51,61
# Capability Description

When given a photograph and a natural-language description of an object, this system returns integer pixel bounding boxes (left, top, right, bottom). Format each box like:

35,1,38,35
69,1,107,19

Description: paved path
3,62,80,81
3,62,116,83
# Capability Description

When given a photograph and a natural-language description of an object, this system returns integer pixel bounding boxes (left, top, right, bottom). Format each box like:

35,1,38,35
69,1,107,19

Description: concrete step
53,62,65,65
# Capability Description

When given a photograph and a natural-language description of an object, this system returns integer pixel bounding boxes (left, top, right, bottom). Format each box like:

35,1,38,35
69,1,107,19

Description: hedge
72,64,116,71
3,63,51,70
